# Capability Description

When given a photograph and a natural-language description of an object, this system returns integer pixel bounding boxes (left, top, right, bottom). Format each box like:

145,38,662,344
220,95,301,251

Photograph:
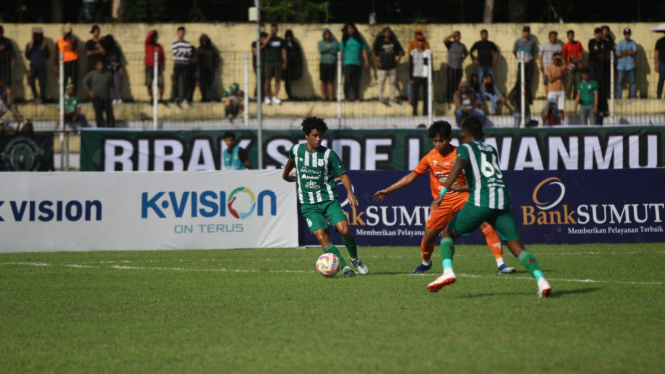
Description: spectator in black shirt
469,29,498,86
195,34,219,102
25,27,49,104
589,27,611,118
86,25,106,73
0,25,16,106
372,27,404,104
284,30,303,101
656,34,665,99
251,32,268,99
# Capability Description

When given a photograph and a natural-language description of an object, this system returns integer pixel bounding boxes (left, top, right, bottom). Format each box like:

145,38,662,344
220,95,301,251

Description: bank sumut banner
300,170,665,246
0,171,297,252
81,126,663,172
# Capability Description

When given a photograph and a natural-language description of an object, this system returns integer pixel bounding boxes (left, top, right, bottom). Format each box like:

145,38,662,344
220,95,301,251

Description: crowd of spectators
0,23,664,128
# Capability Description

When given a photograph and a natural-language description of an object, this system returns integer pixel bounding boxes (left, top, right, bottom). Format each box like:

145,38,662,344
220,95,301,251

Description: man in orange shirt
373,121,515,274
54,23,79,94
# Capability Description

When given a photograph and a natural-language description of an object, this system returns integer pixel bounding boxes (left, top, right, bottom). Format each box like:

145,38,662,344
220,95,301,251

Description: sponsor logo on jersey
299,166,322,175
304,181,319,190
300,174,321,180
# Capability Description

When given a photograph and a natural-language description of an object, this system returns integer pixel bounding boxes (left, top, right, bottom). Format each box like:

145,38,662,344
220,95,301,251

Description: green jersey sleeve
288,145,296,161
329,150,347,176
456,144,470,162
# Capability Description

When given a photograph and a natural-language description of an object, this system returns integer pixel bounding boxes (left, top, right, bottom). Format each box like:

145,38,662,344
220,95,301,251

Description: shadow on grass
550,287,601,298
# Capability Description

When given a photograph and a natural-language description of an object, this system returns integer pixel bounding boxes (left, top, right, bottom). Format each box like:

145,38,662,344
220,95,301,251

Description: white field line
1,262,662,286
69,251,665,265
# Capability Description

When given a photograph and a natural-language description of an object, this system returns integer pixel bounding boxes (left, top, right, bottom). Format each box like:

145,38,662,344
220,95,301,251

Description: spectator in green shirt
83,60,114,127
58,83,87,128
340,23,368,102
318,28,338,101
221,83,244,120
261,24,287,105
573,68,598,125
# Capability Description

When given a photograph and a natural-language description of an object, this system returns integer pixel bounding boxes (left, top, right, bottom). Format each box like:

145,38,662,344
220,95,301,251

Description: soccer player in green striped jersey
282,117,368,277
426,117,552,298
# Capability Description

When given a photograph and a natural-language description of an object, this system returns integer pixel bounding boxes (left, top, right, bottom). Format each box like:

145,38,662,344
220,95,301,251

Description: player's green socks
518,250,544,281
440,237,455,270
342,235,358,259
323,243,349,269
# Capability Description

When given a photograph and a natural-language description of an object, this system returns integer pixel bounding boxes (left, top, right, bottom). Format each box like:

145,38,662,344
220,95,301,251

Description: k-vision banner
0,133,54,171
0,170,297,252
80,126,663,172
299,170,665,246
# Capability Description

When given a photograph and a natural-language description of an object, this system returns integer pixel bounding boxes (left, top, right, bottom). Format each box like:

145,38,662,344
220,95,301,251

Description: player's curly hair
301,117,328,135
461,117,485,139
427,121,452,139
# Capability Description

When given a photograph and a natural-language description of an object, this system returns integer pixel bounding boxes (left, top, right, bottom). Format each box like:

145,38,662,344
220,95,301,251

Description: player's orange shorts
425,193,469,230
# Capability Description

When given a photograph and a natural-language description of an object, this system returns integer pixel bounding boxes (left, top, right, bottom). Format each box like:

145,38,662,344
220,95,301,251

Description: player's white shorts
547,91,565,111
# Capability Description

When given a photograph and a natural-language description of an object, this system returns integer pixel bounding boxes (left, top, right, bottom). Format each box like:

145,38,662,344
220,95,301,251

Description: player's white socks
423,260,432,266
496,257,505,267
443,267,455,277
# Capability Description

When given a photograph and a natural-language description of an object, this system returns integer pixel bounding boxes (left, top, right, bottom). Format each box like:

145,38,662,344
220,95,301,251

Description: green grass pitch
1,243,664,373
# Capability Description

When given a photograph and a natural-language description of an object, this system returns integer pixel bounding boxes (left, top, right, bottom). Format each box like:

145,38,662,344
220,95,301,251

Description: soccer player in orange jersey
373,121,515,274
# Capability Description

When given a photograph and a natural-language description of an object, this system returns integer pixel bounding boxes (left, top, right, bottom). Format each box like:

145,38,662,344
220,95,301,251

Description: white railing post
153,51,158,130
244,51,249,128
59,51,64,171
337,50,342,129
255,0,263,169
520,52,526,128
427,52,433,125
610,51,615,125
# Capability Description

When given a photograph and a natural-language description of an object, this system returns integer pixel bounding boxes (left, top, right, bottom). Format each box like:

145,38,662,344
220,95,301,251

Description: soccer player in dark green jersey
426,117,552,298
282,117,368,277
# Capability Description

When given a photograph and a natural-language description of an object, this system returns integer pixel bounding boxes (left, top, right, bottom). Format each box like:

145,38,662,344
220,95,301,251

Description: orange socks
482,225,505,265
421,238,435,264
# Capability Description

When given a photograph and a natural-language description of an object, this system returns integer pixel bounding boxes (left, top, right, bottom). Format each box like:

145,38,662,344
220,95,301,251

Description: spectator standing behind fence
0,26,16,107
588,28,611,123
409,35,431,116
562,30,584,100
252,32,267,99
172,27,194,104
262,24,287,105
444,31,468,102
655,33,665,99
538,31,562,96
318,28,337,102
373,27,404,104
545,52,567,121
58,83,87,127
470,29,498,90
84,61,114,128
145,30,165,103
453,81,485,126
480,74,506,115
284,30,303,101
513,26,536,100
223,132,251,170
407,29,430,104
86,25,105,73
573,68,598,125
616,28,637,99
195,34,218,102
103,35,123,105
55,24,79,94
25,27,49,104
340,23,368,102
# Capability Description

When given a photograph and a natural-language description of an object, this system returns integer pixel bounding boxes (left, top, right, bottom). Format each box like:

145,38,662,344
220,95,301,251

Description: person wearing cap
562,30,584,100
538,31,562,96
469,29,499,91
654,31,665,99
86,25,106,73
25,27,50,104
453,81,485,127
444,31,468,102
58,83,87,127
409,34,431,116
222,132,250,170
545,52,567,121
513,26,536,100
0,25,16,106
615,28,637,99
55,23,79,94
221,83,244,119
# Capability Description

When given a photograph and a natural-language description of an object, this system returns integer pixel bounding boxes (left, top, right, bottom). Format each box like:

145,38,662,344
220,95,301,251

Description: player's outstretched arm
282,159,297,182
373,172,421,203
339,173,358,207
430,159,467,211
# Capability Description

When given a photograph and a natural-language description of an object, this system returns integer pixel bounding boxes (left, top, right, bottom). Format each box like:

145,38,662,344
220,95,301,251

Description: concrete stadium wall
2,23,663,102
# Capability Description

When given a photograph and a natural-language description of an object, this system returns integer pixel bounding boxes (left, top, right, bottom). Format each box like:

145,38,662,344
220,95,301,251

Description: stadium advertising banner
0,170,297,253
299,170,665,246
0,133,54,171
80,126,663,172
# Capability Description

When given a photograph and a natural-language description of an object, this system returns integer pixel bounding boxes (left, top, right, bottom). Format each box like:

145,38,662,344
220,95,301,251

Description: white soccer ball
316,253,340,277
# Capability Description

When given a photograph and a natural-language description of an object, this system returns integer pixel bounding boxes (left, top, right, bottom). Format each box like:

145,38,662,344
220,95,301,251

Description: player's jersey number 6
481,153,503,179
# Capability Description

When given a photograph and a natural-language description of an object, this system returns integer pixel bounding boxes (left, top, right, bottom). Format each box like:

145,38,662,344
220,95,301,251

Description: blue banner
298,169,665,246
